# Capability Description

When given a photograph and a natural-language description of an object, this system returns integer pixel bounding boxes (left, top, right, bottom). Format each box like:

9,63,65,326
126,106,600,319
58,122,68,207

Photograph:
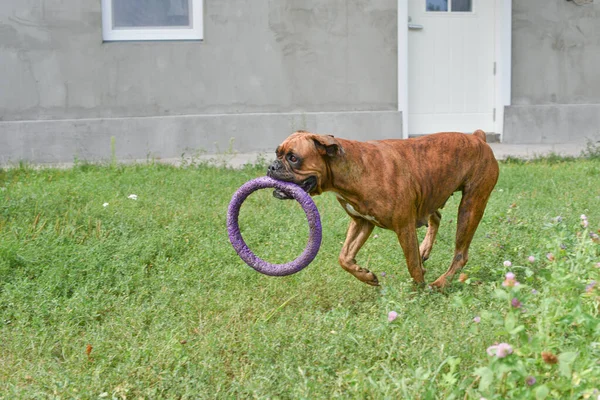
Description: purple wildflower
502,272,519,287
531,289,538,295
388,311,398,322
496,343,513,358
511,298,522,308
526,376,536,386
528,256,535,263
473,316,481,323
380,272,386,277
586,281,597,293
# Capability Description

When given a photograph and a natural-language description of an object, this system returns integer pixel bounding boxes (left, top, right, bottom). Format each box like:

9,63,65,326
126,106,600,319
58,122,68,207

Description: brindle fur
268,130,499,288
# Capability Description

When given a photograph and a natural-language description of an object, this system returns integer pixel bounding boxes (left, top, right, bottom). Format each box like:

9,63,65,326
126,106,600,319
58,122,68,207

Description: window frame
425,0,474,13
101,0,203,42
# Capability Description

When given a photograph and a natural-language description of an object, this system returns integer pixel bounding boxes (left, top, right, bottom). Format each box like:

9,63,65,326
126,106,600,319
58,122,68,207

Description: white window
426,0,472,12
102,0,203,41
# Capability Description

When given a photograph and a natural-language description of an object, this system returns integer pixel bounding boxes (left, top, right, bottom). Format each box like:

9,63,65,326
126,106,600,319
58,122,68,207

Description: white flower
487,342,513,358
103,202,109,207
503,260,512,267
128,194,138,200
580,214,587,220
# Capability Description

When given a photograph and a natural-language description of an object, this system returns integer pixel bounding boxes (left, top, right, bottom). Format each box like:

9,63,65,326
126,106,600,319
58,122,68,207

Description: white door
408,0,496,135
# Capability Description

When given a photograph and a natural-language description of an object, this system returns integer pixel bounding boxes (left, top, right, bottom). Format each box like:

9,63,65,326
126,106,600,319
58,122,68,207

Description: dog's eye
288,154,298,163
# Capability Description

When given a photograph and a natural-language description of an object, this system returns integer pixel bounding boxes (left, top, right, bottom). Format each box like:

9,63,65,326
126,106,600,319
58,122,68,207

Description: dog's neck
323,140,370,203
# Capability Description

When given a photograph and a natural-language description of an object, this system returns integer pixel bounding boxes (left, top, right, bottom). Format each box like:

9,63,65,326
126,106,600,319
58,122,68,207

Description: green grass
1,158,599,399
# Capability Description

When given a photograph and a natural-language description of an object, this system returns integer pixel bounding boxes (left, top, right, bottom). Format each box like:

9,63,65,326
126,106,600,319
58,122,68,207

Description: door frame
397,0,512,140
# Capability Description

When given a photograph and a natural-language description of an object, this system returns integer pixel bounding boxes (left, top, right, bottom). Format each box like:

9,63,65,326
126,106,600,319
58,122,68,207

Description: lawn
1,156,599,399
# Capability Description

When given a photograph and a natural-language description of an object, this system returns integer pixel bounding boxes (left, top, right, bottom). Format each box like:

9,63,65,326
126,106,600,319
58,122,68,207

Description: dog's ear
312,134,343,157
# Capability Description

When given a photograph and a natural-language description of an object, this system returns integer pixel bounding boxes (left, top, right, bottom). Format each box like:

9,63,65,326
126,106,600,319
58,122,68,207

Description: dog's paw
429,276,449,290
358,269,379,286
365,275,380,287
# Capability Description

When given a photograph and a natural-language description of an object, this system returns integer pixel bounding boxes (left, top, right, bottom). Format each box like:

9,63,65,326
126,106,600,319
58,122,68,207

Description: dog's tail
473,129,487,142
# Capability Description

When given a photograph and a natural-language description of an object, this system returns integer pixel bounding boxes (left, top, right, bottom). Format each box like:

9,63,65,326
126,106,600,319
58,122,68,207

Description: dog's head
267,130,343,199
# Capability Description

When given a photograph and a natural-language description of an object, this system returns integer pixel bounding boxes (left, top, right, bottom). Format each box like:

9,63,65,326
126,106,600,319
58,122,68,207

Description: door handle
408,23,423,30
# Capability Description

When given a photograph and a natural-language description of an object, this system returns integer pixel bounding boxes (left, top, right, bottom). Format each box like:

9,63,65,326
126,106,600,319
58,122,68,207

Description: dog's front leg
396,222,426,286
338,218,378,286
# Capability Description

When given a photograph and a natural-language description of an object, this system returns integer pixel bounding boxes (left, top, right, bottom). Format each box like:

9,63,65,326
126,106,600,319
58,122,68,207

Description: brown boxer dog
267,130,499,288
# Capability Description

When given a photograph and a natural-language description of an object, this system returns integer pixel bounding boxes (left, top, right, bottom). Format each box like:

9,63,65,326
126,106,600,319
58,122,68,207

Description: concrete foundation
503,104,600,144
0,110,402,164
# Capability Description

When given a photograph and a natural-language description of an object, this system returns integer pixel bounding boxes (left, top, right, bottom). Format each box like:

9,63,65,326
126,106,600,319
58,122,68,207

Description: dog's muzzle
267,159,285,177
267,160,317,200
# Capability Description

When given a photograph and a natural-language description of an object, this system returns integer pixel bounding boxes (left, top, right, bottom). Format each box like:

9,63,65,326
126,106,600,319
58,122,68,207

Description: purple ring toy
227,176,322,276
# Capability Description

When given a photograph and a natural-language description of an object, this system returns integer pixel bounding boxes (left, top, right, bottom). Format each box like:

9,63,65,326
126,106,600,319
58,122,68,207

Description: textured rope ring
227,176,322,276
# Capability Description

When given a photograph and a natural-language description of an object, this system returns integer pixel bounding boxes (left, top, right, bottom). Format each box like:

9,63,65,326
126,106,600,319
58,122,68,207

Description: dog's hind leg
430,182,496,289
419,211,441,263
397,222,426,285
338,218,378,286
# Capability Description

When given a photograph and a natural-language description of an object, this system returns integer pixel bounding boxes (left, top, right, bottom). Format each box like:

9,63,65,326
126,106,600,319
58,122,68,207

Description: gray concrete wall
504,0,600,144
0,0,399,163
